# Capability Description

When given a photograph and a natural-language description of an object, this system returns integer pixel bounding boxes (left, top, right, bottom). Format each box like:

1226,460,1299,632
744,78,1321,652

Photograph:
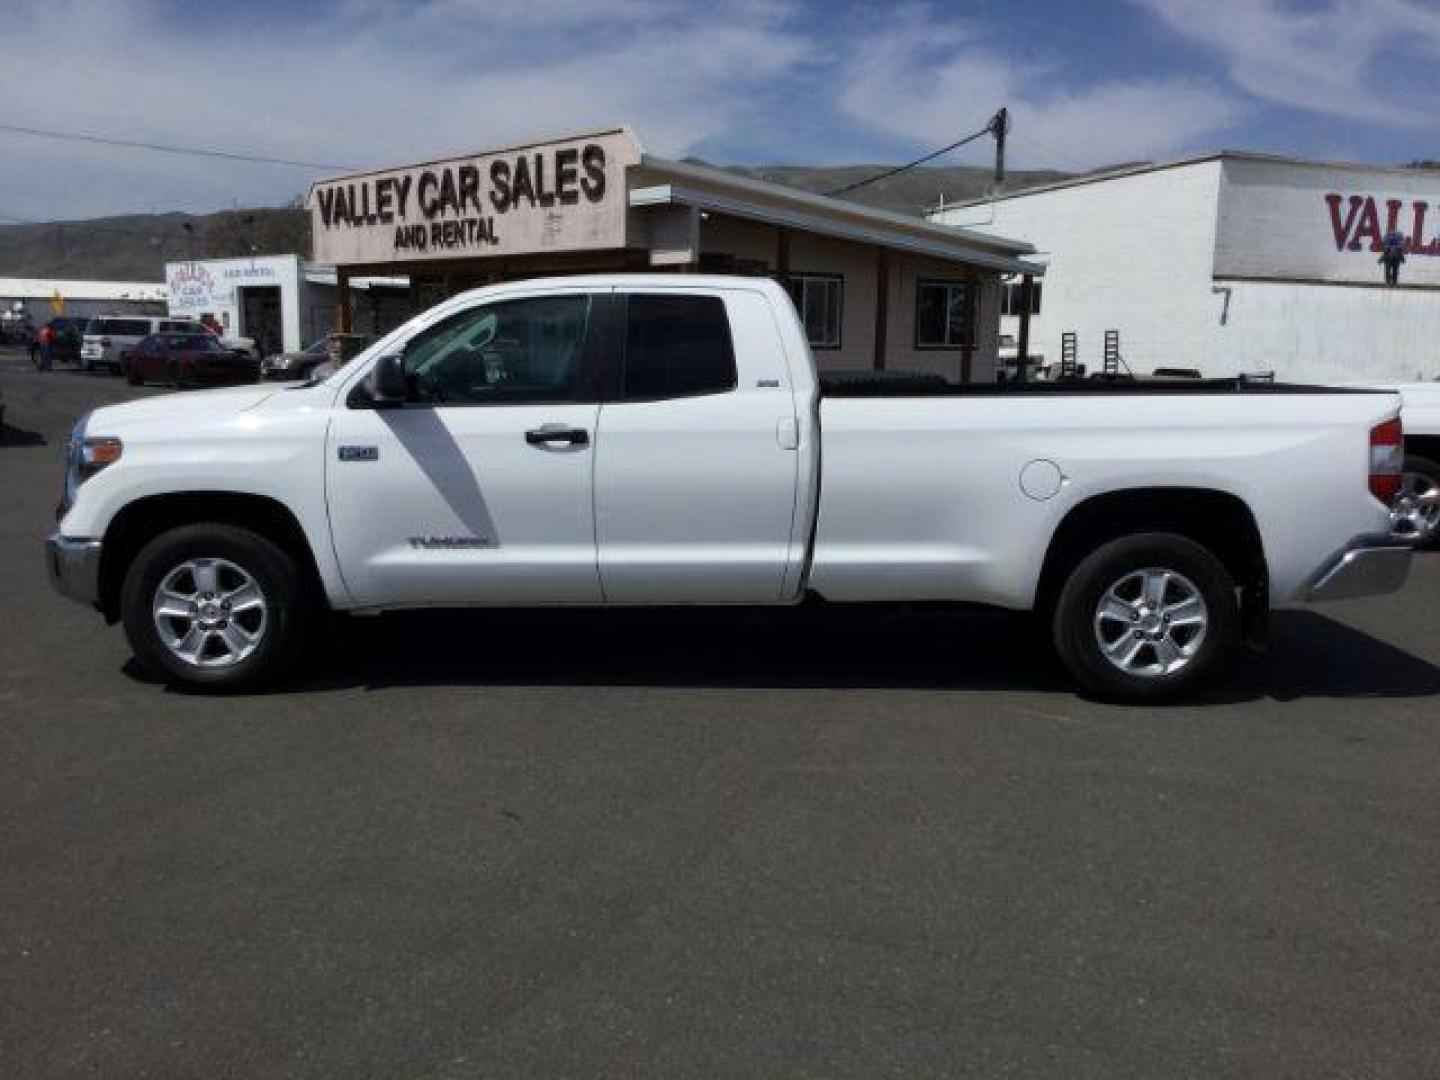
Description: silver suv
81,316,169,373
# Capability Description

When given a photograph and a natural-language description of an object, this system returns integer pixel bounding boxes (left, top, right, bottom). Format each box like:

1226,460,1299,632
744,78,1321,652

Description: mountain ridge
0,163,1072,281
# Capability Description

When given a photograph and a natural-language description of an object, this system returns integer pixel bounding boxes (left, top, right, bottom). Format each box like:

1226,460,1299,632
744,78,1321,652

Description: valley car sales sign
307,129,641,266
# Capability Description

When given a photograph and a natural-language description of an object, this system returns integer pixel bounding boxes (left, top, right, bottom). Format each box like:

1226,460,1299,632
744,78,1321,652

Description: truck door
326,292,604,607
594,289,802,603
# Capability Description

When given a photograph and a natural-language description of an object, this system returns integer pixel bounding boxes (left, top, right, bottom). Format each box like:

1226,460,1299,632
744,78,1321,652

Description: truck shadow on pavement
0,422,46,447
215,603,1440,704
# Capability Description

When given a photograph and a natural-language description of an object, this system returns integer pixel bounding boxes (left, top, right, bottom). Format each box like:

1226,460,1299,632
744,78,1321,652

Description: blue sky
2,0,1438,220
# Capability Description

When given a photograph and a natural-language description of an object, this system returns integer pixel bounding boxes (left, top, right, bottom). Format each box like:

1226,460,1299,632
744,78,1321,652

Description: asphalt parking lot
2,347,1438,1078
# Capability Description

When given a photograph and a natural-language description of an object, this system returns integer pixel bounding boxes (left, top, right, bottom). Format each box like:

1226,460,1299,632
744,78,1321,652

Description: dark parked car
262,332,374,380
121,333,260,388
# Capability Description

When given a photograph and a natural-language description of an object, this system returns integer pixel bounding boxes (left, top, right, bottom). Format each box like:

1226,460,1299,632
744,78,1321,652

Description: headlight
77,436,123,479
59,413,88,518
59,413,122,519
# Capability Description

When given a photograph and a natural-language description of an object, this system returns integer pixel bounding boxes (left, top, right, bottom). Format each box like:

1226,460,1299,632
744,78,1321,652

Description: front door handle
525,425,590,446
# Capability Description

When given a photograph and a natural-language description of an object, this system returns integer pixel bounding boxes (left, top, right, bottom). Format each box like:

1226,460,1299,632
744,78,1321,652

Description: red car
122,332,260,388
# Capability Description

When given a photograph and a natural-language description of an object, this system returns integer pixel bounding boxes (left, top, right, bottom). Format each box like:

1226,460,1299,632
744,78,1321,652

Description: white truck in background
1388,383,1440,546
48,275,1414,702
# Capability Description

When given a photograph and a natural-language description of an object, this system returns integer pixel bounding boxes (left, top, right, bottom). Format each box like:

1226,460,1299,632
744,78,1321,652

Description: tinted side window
170,335,216,351
622,294,737,399
402,294,591,405
100,319,153,337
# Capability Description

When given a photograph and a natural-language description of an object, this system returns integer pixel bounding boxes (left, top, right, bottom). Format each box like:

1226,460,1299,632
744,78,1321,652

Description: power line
827,110,1007,196
0,122,355,171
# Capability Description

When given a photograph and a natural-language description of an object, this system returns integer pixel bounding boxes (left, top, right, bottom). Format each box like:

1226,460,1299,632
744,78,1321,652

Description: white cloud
0,0,810,218
1133,0,1440,125
835,6,1244,170
7,0,1426,222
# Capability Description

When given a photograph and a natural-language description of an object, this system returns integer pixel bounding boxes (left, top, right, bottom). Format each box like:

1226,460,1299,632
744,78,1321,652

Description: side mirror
363,353,409,407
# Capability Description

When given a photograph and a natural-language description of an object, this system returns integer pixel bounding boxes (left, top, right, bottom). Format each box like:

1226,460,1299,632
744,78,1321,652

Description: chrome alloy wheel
1093,568,1208,679
1391,470,1440,544
151,558,268,668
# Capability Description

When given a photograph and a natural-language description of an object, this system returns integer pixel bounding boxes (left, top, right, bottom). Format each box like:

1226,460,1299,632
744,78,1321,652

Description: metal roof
633,154,1044,276
0,277,167,301
935,150,1440,211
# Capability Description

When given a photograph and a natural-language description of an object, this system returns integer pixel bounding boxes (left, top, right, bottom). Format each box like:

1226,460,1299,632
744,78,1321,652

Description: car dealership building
308,127,1043,382
931,152,1440,384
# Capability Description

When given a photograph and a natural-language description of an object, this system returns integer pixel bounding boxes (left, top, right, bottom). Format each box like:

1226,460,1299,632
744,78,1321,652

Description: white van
81,317,257,374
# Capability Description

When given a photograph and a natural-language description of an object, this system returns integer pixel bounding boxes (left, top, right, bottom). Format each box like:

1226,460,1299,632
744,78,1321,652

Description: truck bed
819,373,1387,397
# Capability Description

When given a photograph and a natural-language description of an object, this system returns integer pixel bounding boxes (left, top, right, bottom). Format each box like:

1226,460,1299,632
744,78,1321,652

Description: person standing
36,322,55,371
1380,231,1407,286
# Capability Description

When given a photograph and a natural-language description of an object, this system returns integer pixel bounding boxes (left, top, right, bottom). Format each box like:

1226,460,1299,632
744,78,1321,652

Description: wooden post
335,267,352,334
873,247,889,372
959,276,978,383
1015,273,1034,383
775,226,790,286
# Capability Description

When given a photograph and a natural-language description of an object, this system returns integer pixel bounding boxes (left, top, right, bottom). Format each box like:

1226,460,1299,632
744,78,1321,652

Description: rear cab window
621,294,737,399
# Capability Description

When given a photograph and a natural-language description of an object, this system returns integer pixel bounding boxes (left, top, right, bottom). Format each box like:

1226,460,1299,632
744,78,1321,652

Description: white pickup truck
48,275,1413,701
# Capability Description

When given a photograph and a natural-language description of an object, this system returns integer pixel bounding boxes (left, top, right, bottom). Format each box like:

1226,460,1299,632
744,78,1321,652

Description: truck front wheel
1052,533,1239,703
120,523,313,692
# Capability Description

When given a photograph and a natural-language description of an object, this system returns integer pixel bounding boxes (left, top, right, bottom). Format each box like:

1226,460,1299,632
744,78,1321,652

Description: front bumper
1303,536,1413,602
46,532,103,609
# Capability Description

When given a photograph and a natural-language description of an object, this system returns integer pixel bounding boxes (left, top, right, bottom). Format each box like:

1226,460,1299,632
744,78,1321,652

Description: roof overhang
630,159,1043,276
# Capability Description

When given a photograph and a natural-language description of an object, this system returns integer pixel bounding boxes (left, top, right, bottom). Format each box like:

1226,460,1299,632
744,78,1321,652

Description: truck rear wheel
1392,455,1440,549
1052,532,1239,703
120,523,313,692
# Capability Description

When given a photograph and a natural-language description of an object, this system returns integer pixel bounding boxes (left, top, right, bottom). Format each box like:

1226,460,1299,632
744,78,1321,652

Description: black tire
1052,532,1239,704
124,363,141,386
120,523,315,692
1395,454,1440,549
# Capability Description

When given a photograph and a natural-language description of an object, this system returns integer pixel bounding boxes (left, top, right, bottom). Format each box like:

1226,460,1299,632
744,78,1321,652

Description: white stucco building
931,152,1440,384
164,255,409,355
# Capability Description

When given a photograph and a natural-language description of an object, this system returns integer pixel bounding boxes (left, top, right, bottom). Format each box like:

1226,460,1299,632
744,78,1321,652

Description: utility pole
990,107,1009,192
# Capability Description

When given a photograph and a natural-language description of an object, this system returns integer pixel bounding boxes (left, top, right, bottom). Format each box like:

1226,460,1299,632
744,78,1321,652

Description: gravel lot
2,349,1438,1078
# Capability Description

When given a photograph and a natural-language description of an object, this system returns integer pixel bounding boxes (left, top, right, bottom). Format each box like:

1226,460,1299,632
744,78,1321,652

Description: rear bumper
46,532,103,609
1303,536,1413,602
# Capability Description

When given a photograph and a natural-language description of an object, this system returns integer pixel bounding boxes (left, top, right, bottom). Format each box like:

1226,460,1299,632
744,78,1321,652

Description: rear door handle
525,425,590,446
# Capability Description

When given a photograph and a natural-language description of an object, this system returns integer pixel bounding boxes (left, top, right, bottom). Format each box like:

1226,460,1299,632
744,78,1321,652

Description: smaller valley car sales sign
308,129,641,266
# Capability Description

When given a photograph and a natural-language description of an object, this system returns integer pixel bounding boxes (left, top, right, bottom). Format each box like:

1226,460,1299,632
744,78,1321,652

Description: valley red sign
1326,193,1440,255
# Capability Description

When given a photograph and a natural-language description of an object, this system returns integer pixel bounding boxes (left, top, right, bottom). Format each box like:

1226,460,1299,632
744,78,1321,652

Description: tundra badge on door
338,446,379,462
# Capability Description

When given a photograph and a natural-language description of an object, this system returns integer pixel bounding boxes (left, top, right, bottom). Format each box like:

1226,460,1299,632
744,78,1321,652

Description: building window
915,280,971,349
786,273,843,350
1001,281,1042,316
